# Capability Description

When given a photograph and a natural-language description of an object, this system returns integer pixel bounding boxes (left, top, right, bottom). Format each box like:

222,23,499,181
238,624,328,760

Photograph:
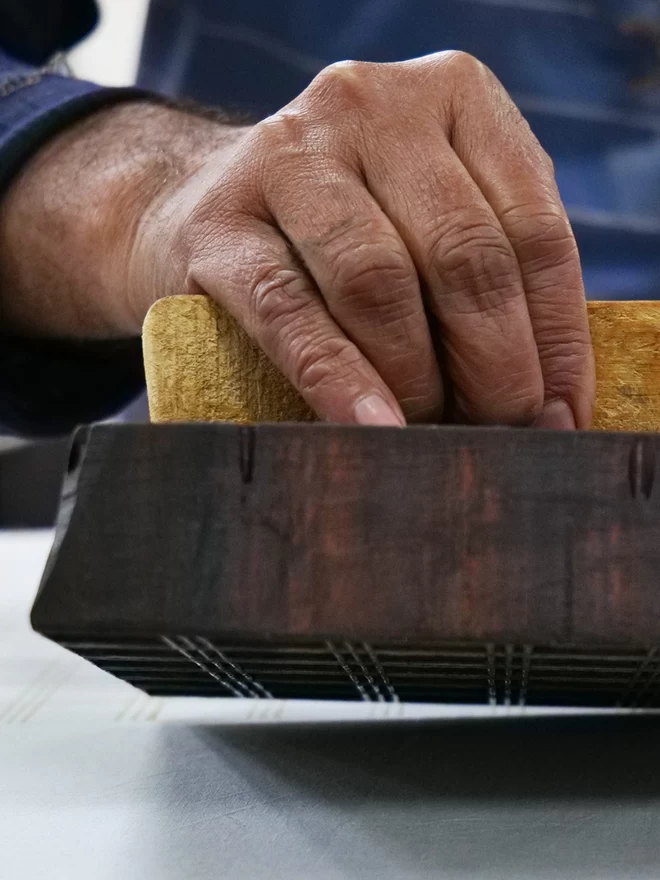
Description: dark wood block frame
31,423,660,708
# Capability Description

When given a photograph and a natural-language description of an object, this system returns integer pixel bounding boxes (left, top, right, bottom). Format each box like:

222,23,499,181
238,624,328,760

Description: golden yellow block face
143,295,660,431
143,295,314,425
589,302,660,432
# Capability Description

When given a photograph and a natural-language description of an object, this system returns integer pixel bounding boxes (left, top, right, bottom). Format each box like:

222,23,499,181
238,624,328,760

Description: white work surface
3,531,660,879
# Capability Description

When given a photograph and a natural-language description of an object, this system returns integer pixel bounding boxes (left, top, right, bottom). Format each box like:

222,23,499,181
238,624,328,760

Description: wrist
0,99,251,337
119,114,253,331
69,102,250,334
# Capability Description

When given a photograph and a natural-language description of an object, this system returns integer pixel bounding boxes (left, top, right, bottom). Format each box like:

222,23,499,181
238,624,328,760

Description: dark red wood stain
30,423,660,707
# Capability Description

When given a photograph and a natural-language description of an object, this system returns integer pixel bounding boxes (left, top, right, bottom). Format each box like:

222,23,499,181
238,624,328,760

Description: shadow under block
143,296,660,431
31,422,660,707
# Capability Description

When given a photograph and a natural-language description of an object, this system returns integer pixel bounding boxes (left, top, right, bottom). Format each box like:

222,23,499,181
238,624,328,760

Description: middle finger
363,121,544,426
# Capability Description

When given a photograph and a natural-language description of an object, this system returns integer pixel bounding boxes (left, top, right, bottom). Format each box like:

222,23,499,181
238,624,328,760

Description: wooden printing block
30,298,660,708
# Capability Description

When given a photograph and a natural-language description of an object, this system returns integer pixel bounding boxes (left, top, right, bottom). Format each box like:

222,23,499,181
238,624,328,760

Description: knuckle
501,203,577,266
247,262,371,404
438,49,489,84
332,251,407,292
427,217,520,314
292,335,362,397
329,246,416,318
256,108,306,152
306,217,418,319
250,262,309,336
310,59,373,107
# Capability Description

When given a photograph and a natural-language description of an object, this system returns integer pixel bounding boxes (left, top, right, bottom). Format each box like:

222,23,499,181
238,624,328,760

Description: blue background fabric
138,0,660,300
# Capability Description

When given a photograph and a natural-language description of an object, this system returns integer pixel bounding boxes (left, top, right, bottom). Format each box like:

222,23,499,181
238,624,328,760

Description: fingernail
533,399,576,431
354,394,406,427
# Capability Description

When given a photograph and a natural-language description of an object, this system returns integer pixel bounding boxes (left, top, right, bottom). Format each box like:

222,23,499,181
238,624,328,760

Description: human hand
4,52,593,429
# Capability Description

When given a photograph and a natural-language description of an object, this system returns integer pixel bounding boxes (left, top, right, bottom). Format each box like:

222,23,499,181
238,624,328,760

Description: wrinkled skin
114,52,593,428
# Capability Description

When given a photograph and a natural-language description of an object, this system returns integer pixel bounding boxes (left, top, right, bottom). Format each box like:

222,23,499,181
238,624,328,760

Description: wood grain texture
31,423,660,707
143,296,660,430
590,301,660,431
142,295,314,424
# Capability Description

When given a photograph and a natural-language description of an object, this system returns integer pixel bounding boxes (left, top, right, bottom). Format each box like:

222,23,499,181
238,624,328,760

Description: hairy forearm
0,100,248,338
